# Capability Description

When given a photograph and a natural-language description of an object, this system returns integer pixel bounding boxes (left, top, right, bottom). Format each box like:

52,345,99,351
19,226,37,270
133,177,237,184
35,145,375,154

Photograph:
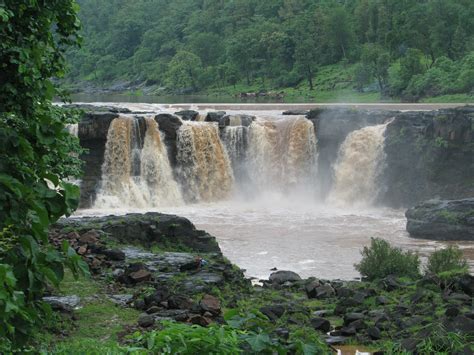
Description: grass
45,271,140,353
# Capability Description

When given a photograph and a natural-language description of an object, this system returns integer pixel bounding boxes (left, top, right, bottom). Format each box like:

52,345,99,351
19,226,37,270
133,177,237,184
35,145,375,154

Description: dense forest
66,0,474,100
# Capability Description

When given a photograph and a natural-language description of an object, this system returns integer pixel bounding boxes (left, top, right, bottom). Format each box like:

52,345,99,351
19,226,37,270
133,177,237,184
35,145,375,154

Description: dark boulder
205,111,226,123
175,110,199,121
269,270,301,284
406,198,474,240
260,305,286,321
200,294,221,315
310,317,331,332
138,313,155,328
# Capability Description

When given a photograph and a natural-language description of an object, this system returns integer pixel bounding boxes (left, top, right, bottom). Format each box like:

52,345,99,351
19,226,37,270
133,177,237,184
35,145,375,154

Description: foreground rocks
47,214,473,352
406,198,474,240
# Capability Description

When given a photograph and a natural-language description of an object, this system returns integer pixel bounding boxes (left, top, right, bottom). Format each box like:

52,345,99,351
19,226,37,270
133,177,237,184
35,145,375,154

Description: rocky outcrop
154,113,183,166
78,112,119,208
307,106,473,206
382,106,474,207
55,212,220,252
174,110,199,121
406,199,474,240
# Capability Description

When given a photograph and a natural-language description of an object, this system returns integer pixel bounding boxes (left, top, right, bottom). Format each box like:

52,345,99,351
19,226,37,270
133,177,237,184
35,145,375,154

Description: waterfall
176,122,234,202
94,116,183,208
328,122,390,207
245,117,318,192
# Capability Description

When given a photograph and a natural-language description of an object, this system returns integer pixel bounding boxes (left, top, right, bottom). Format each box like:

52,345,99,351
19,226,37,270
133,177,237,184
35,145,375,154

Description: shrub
425,245,468,276
355,238,420,280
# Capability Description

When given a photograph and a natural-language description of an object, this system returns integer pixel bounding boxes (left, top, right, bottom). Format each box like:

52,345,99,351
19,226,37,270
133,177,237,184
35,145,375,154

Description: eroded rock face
382,107,474,207
54,212,221,252
406,198,474,240
78,112,119,208
154,113,183,167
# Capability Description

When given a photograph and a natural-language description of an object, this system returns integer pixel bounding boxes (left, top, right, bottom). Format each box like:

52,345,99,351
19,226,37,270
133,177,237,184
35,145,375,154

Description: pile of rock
49,228,125,273
134,287,223,328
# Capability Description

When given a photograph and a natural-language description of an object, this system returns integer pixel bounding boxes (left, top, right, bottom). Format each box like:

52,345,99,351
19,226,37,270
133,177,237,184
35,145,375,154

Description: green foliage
0,0,87,349
126,316,329,355
425,246,468,276
355,238,420,280
64,0,474,100
126,321,242,354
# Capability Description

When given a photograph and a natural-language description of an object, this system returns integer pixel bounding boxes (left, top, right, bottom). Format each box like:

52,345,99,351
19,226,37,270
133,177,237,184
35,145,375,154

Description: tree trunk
307,67,314,90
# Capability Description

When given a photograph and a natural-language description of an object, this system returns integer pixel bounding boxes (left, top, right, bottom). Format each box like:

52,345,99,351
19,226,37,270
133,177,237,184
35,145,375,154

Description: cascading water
222,126,248,184
94,116,182,208
243,117,318,193
328,121,390,207
176,122,234,202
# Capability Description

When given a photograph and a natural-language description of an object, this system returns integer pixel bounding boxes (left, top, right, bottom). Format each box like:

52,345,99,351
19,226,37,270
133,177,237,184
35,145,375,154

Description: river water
73,101,474,280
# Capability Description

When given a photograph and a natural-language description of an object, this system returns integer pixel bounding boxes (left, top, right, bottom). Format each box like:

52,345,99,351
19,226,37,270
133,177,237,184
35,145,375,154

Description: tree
165,51,203,91
325,6,354,61
360,44,391,93
0,0,87,349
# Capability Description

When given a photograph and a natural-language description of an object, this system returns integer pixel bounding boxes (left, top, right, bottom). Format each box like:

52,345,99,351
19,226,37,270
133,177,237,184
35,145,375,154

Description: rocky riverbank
45,213,474,353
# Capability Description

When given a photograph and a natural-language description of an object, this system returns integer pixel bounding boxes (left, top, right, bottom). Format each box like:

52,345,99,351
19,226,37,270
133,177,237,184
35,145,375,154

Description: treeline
67,0,474,99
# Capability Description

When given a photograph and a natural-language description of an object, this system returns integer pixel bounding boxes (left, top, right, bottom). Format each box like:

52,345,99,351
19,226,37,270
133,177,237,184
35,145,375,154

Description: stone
200,294,221,315
406,198,474,240
269,270,302,284
205,111,226,123
79,230,99,244
260,305,286,321
189,314,212,327
168,295,194,310
43,295,81,312
174,110,199,121
340,326,357,336
138,313,155,328
146,306,161,314
145,288,170,306
344,313,365,325
367,326,381,340
457,274,474,296
108,294,133,306
100,248,125,261
313,310,331,317
349,319,366,331
305,280,321,298
314,285,336,299
310,317,331,332
336,287,353,298
129,269,152,283
77,246,87,255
